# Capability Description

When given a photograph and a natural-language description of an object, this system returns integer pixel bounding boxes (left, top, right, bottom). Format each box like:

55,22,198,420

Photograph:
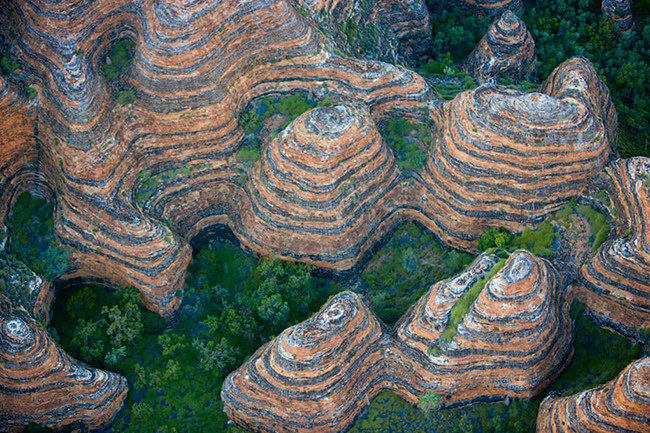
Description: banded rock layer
398,250,572,402
602,0,635,31
297,0,432,64
579,157,650,332
435,0,523,16
0,304,128,432
537,357,650,433
463,10,536,83
422,57,615,240
223,251,573,432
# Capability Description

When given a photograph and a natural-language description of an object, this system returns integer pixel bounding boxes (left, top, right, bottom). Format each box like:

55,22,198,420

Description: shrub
101,39,133,82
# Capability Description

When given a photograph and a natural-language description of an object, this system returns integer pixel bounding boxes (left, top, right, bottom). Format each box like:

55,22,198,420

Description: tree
102,301,143,346
478,227,513,251
417,392,442,412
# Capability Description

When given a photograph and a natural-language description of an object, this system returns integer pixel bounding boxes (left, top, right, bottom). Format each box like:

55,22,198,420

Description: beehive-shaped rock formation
463,10,536,83
399,250,572,402
602,0,635,31
422,57,615,240
579,158,650,331
0,307,128,432
243,104,398,268
223,251,573,432
537,357,650,433
221,291,401,432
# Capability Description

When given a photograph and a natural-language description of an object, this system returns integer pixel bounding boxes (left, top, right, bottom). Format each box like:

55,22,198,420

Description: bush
115,89,135,105
381,119,431,172
1,51,19,75
478,227,513,251
25,86,37,99
101,39,133,82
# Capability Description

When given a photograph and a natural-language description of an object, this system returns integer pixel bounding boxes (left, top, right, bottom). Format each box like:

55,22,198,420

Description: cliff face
434,0,523,17
297,0,432,64
578,157,650,333
463,10,536,83
0,298,128,432
222,251,573,432
537,357,650,433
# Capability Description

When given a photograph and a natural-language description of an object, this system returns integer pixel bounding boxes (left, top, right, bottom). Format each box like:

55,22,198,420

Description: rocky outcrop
422,57,615,241
297,0,432,64
0,0,430,315
398,250,573,402
462,10,535,83
578,158,650,332
222,251,573,432
602,0,635,31
0,3,617,316
537,357,650,433
0,301,128,432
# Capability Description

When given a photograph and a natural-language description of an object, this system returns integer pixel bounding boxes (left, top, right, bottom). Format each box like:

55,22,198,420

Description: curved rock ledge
222,250,573,432
537,357,650,433
0,304,128,432
463,10,535,83
579,157,650,332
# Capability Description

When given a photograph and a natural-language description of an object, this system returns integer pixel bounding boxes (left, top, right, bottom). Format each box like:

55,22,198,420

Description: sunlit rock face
243,104,399,269
463,10,536,83
0,0,431,316
537,357,650,433
602,0,635,31
578,158,650,333
398,250,572,403
223,251,573,432
421,57,614,242
0,309,128,432
296,0,432,64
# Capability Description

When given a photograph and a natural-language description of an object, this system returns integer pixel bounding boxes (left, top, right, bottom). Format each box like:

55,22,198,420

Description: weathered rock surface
463,10,535,83
602,0,635,31
422,57,615,242
222,251,573,432
537,357,650,433
0,254,53,322
297,0,432,64
0,297,128,432
398,250,573,403
579,157,650,333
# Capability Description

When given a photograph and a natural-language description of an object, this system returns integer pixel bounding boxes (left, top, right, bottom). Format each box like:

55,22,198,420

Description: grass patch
439,258,507,344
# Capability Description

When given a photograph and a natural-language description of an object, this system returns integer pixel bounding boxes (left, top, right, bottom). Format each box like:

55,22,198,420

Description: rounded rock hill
242,104,399,269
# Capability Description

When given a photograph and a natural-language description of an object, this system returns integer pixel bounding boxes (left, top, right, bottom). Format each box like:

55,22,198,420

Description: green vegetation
359,23,380,56
419,55,478,100
439,258,507,344
1,51,19,75
136,167,194,206
350,302,642,432
361,224,474,324
478,222,556,257
115,89,135,105
5,192,69,280
522,0,650,157
51,239,343,431
236,138,262,166
380,118,432,171
238,93,316,134
553,199,611,251
426,5,491,62
101,39,134,82
25,85,37,99
417,392,442,412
